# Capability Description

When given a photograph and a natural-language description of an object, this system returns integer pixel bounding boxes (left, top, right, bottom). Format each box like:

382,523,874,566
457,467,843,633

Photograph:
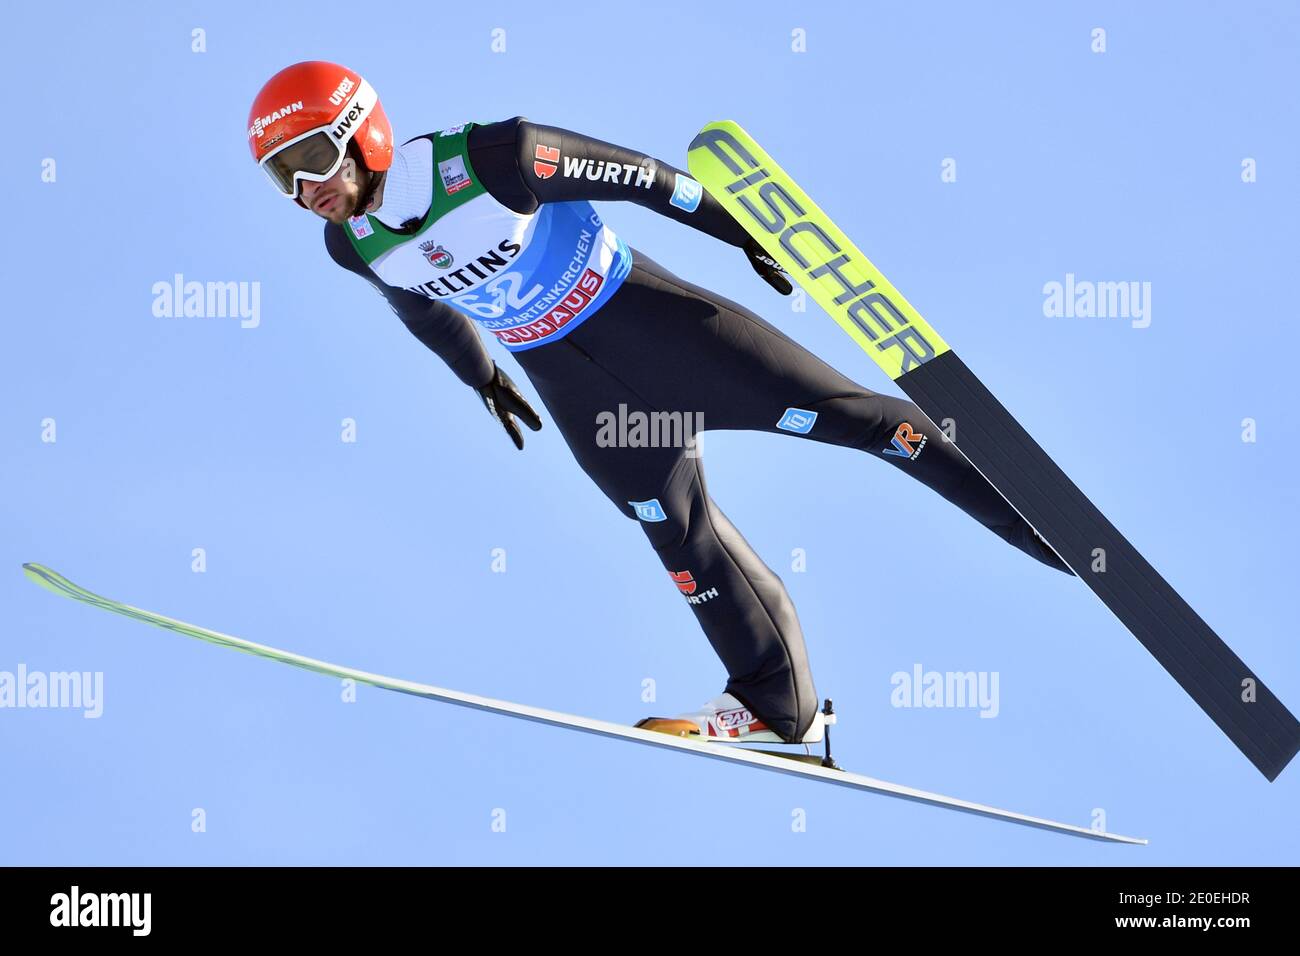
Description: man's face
300,158,363,224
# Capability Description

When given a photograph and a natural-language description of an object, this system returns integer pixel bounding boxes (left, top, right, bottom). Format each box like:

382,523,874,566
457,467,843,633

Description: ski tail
901,355,1300,780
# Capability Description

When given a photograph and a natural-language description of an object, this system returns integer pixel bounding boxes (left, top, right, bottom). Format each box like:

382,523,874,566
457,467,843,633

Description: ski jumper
324,117,1068,742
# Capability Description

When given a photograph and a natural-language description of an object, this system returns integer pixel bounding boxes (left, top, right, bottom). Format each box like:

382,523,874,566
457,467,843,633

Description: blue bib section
473,202,633,352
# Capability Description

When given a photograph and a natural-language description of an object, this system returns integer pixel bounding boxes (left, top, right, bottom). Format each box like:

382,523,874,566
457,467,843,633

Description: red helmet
247,60,393,200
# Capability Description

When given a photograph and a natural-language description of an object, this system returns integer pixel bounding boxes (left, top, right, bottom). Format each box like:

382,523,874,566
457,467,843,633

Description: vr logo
883,422,928,460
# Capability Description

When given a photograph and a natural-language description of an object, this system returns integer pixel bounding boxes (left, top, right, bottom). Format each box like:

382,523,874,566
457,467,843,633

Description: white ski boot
635,691,825,744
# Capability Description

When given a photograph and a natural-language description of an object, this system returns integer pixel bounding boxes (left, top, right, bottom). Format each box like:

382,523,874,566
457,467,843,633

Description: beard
310,159,367,223
313,183,361,223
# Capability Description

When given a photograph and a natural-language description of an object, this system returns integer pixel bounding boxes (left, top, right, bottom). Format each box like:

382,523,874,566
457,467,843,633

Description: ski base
22,563,1145,845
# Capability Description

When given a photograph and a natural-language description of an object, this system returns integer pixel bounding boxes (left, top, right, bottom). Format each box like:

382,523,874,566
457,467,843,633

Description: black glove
742,236,793,296
476,364,543,450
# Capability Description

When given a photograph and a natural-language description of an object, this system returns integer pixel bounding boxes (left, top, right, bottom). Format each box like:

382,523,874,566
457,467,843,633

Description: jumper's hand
476,364,543,450
742,237,793,296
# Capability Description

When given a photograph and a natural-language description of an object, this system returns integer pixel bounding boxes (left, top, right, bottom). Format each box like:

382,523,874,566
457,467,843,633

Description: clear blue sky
2,1,1296,864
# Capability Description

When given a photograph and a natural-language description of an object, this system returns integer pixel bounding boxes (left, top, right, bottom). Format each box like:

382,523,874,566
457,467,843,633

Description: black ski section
901,351,1300,780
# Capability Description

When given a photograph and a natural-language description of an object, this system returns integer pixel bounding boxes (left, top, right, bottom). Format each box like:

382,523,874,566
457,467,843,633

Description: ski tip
1073,826,1146,846
22,562,68,596
688,119,745,151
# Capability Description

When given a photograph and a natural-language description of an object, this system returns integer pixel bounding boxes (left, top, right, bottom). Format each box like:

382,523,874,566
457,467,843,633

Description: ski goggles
257,79,378,199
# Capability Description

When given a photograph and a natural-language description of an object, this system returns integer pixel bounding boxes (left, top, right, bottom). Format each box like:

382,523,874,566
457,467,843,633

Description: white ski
22,563,1146,844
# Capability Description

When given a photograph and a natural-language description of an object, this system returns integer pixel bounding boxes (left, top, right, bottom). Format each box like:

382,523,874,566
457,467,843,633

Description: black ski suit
326,117,1068,742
